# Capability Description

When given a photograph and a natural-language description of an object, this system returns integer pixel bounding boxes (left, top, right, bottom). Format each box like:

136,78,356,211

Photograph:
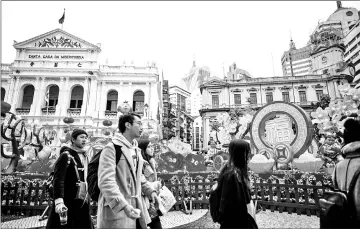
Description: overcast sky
2,1,360,86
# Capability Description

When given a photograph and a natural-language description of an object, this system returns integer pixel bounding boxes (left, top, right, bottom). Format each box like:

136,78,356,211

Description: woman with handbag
138,140,163,229
46,129,94,229
217,139,258,229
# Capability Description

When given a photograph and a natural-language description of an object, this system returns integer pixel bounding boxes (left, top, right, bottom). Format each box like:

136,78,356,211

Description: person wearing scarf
46,129,94,229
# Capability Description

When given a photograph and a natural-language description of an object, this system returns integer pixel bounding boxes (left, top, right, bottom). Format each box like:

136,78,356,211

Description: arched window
70,86,84,109
46,85,59,107
106,90,118,111
133,90,144,113
22,85,35,108
1,87,5,101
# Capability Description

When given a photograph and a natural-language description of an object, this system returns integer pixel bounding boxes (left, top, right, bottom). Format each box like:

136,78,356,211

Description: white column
81,77,89,116
30,77,41,115
61,77,70,116
99,81,106,119
35,77,46,116
5,77,15,102
87,78,98,117
203,117,210,149
95,80,102,117
55,77,65,116
11,76,21,112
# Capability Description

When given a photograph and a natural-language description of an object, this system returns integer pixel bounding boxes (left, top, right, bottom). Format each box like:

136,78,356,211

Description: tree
1,113,27,173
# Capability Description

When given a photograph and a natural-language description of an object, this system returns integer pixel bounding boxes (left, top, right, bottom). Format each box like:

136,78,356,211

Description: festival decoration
63,116,74,124
292,152,324,173
102,119,112,127
310,82,360,169
248,154,275,174
118,101,132,114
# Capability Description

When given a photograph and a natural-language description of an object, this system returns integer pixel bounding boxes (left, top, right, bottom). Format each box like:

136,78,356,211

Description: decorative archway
1,87,5,101
133,90,144,113
69,85,84,109
21,85,35,108
106,90,118,111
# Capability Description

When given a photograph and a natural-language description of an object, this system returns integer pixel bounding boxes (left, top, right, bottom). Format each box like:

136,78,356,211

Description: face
146,142,155,157
127,116,143,138
72,134,88,149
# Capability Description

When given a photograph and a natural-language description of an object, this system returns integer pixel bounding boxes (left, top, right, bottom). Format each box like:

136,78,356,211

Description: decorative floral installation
311,82,360,168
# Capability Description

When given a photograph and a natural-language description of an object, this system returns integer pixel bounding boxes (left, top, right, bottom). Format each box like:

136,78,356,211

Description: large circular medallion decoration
258,148,274,160
250,102,313,159
273,143,292,164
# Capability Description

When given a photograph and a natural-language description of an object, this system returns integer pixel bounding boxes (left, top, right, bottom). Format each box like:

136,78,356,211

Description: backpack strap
348,165,360,194
112,142,136,182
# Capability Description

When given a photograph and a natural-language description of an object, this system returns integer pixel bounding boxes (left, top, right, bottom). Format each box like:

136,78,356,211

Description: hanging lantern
104,130,110,136
103,119,112,127
63,116,74,124
64,128,69,134
118,101,132,114
1,101,11,117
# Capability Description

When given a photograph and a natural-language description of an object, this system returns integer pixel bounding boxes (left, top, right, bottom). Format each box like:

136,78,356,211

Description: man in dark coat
333,118,360,227
46,129,94,229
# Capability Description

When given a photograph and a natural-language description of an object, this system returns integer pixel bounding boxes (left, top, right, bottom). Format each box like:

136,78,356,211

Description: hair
118,113,141,133
343,118,360,146
219,139,251,184
138,139,152,162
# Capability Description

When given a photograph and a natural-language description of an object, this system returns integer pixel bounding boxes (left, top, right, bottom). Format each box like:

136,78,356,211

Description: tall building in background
344,18,360,81
181,61,211,117
168,86,193,144
281,41,312,76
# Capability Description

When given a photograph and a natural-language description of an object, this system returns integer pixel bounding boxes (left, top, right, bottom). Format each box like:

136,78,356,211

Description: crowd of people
44,112,360,229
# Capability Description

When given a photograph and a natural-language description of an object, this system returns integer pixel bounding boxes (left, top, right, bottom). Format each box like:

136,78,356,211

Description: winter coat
46,146,94,229
217,164,252,229
333,141,360,222
96,133,155,229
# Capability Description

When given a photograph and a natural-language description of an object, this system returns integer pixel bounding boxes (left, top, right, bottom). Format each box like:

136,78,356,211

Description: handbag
158,185,176,215
69,155,90,207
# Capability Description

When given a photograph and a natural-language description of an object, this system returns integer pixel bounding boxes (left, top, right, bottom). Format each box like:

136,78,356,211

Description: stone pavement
1,209,208,229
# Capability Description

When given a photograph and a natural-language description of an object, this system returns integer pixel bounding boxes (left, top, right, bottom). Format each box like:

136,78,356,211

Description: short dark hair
118,113,141,133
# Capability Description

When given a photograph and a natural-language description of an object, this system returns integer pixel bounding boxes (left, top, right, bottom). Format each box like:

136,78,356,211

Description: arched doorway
22,85,35,108
106,90,118,111
1,87,5,101
70,86,84,109
133,90,144,113
46,85,59,107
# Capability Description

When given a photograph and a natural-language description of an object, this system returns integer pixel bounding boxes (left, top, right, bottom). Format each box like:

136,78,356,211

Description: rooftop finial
192,54,196,67
337,1,342,9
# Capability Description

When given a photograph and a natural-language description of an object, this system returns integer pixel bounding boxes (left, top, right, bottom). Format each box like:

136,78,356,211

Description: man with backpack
96,113,160,229
320,118,360,228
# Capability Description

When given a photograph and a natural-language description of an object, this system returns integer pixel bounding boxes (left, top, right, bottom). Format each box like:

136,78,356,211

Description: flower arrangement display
310,83,360,170
248,154,275,174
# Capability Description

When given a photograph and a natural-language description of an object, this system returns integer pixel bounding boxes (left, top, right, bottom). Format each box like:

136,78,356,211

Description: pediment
14,29,101,50
202,78,226,87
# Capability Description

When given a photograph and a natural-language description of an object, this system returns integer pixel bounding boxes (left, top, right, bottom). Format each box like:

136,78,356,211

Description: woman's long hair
219,139,251,184
138,139,151,163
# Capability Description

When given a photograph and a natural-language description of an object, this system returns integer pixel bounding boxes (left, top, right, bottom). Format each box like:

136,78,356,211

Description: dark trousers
148,216,163,229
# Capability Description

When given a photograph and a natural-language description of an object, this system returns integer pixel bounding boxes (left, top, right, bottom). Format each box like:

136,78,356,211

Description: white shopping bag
247,200,257,220
158,185,176,215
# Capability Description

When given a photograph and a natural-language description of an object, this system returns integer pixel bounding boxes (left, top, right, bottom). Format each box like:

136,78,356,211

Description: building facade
281,42,312,76
199,72,348,150
344,19,360,81
1,29,161,138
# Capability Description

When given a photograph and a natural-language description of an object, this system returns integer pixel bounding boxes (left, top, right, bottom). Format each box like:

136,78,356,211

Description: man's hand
151,192,161,209
55,203,67,214
124,204,140,220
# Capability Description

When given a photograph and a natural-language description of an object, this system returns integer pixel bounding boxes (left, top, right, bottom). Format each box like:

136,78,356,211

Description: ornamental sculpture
34,36,82,48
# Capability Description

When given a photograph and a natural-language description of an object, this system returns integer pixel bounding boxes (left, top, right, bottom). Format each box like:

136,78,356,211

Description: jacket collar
342,141,360,158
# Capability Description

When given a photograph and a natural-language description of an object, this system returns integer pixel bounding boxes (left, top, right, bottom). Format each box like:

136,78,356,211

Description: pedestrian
97,113,160,229
46,129,93,229
138,139,163,229
333,118,360,227
216,139,257,229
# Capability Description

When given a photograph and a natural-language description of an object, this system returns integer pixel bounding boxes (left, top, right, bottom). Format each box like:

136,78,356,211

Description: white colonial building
1,29,161,138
